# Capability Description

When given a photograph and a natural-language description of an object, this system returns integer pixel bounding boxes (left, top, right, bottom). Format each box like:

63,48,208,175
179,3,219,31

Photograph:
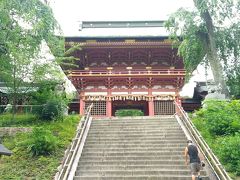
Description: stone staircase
74,116,210,180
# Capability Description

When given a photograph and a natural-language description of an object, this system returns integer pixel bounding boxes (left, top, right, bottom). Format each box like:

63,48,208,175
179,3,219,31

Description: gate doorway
112,100,148,116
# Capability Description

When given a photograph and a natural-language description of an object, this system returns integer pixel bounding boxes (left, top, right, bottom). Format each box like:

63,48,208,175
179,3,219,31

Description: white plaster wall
85,92,107,95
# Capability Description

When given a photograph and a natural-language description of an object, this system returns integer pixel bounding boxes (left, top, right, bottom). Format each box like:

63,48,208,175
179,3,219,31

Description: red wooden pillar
79,92,85,116
106,100,112,117
106,89,112,117
148,88,154,116
148,100,154,116
175,89,181,115
175,89,181,105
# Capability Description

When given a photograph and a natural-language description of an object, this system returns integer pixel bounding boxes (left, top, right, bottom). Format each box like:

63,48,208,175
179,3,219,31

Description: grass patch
0,114,80,179
0,113,39,127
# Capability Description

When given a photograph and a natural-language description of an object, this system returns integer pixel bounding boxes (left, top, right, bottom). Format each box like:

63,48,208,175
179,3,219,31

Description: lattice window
154,100,175,115
85,101,106,116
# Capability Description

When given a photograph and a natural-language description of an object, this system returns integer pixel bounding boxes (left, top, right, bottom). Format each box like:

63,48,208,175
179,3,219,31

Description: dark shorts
190,162,201,175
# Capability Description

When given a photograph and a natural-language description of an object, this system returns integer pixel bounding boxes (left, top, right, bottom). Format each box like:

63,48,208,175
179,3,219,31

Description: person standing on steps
184,140,203,180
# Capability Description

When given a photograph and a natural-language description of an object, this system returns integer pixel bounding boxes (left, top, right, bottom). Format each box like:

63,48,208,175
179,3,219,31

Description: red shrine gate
65,38,185,117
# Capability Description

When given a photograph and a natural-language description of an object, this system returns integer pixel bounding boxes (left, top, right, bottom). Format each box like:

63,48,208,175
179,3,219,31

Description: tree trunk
194,0,230,97
12,64,17,120
12,93,16,121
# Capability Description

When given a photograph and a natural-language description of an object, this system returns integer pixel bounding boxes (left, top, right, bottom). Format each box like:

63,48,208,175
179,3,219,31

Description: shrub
216,134,240,175
192,116,213,142
195,100,240,136
40,99,66,121
21,127,58,156
29,82,70,120
192,100,240,176
47,115,80,147
115,109,144,116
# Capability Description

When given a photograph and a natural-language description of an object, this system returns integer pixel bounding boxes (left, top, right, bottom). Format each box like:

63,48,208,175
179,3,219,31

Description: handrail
68,69,186,77
55,103,93,180
174,101,232,180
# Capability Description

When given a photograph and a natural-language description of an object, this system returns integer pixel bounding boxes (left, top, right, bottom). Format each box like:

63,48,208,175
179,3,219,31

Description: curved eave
65,41,180,49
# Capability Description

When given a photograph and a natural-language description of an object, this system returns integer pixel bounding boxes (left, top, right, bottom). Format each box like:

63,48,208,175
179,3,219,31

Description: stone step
74,175,210,180
88,130,184,134
92,119,177,122
89,129,182,132
75,170,207,176
77,164,189,171
78,160,190,166
83,147,186,152
87,132,186,135
87,132,186,137
80,155,185,161
95,116,174,119
91,126,179,129
87,136,184,140
90,126,182,129
84,143,185,147
99,116,173,118
93,118,175,120
91,122,177,125
85,140,187,145
91,122,179,126
90,125,181,128
87,133,187,139
86,136,187,141
89,128,182,132
73,116,210,180
81,151,184,157
87,133,184,137
91,119,177,123
92,121,178,124
90,126,180,130
83,144,186,148
93,116,176,123
92,123,178,126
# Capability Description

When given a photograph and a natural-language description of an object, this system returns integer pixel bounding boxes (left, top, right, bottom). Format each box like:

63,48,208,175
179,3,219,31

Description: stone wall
0,127,32,137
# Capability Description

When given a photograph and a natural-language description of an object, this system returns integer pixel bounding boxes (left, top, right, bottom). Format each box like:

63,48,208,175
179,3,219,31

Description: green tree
165,0,240,98
0,0,65,116
227,67,240,99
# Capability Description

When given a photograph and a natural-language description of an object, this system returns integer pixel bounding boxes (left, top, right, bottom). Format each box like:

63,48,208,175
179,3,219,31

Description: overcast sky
51,0,194,35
